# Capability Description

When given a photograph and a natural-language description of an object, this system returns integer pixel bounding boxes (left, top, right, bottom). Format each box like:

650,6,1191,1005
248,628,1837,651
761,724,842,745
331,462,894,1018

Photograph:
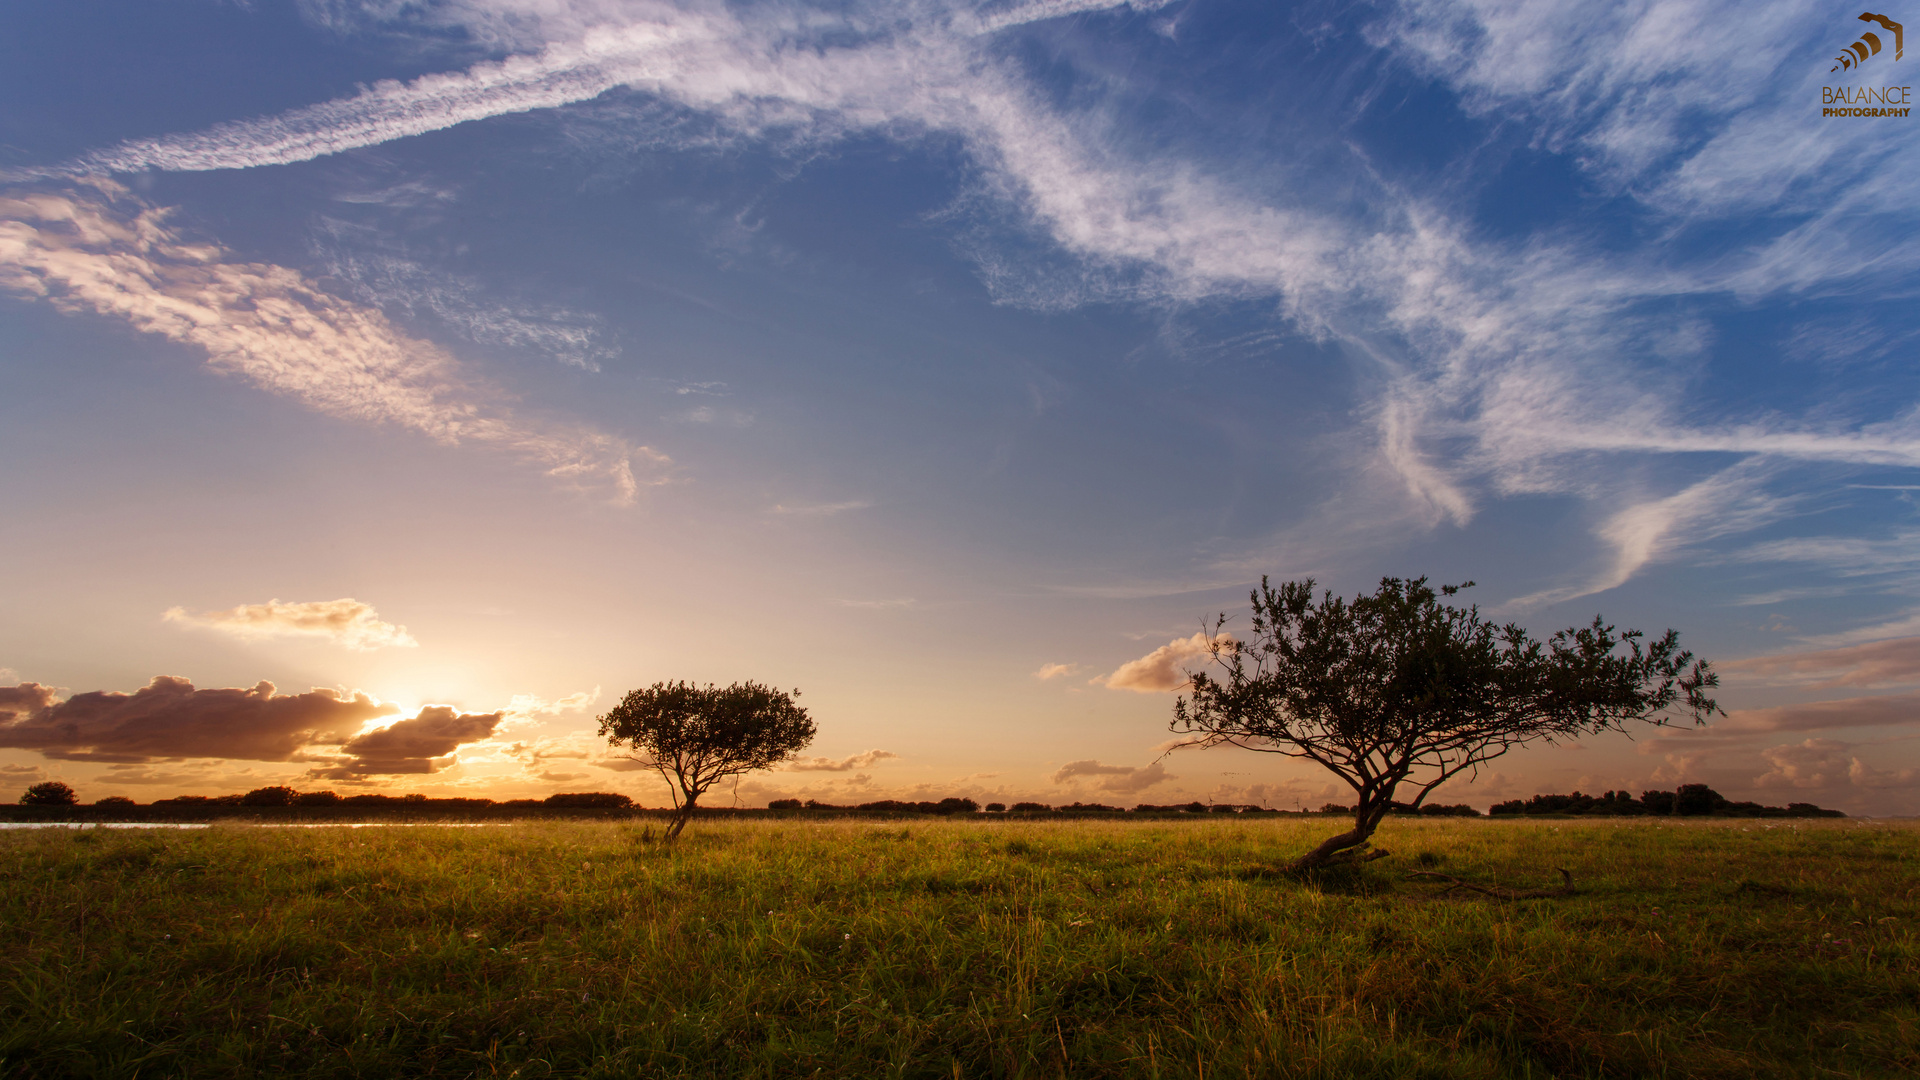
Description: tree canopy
19,780,77,806
598,680,815,840
1172,576,1718,868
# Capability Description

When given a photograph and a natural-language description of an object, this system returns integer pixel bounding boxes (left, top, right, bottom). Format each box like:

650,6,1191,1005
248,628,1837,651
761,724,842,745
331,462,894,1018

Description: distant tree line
16,781,1844,819
15,783,637,810
1489,785,1843,818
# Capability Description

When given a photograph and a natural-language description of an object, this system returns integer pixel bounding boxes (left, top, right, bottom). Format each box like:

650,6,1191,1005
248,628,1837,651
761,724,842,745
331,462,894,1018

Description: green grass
2,817,1916,1078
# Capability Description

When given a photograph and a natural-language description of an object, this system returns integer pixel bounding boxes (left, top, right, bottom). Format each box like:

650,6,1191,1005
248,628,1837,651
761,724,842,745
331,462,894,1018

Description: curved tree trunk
663,790,700,841
1285,792,1394,871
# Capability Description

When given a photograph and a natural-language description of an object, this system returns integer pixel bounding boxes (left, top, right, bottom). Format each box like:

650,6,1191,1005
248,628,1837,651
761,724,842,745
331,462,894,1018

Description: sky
3,0,1919,814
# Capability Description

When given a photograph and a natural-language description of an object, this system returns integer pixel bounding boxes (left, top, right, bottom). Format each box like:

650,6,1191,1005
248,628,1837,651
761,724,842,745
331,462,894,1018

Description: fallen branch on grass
1407,867,1574,900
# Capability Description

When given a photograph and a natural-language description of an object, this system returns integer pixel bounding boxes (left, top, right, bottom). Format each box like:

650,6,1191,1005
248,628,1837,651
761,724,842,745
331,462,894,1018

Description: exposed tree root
1284,846,1390,873
1407,867,1574,900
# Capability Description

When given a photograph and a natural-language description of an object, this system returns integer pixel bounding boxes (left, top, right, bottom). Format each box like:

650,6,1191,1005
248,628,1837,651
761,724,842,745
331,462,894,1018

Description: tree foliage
1172,576,1718,869
598,681,815,840
19,781,77,806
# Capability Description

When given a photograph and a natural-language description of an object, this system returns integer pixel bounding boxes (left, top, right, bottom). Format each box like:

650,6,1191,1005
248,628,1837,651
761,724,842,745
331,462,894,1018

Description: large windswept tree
598,680,815,841
1173,577,1718,870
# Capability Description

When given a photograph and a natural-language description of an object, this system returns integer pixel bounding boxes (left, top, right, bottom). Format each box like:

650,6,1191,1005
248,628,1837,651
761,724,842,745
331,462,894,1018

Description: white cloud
312,221,615,371
1507,463,1790,607
1096,632,1226,693
0,184,664,502
1032,662,1078,679
20,0,1920,599
164,597,418,651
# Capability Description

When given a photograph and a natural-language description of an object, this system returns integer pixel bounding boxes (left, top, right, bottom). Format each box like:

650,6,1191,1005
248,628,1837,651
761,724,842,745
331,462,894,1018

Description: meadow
1,816,1915,1079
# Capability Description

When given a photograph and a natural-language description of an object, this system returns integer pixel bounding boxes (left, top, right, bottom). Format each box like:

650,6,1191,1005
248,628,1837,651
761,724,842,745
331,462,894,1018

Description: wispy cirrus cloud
0,183,664,502
784,748,899,772
164,598,418,651
772,500,873,516
17,0,1920,604
1049,758,1173,793
1724,637,1920,690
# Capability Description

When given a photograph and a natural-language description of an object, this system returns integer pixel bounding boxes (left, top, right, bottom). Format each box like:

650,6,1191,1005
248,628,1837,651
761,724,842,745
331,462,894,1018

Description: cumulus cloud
1049,758,1173,793
163,597,418,651
1033,662,1078,680
785,749,899,772
504,687,602,725
0,676,506,775
1097,632,1226,693
1724,638,1920,690
1755,738,1918,791
310,705,505,778
0,676,395,763
0,682,58,721
0,184,664,502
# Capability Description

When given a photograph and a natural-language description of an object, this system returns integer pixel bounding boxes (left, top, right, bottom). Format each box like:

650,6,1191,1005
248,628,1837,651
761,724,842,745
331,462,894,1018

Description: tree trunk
1285,793,1393,871
663,790,699,841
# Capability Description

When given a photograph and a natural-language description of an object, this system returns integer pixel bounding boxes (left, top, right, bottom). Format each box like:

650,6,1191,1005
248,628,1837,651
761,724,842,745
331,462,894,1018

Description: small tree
598,681,816,841
20,781,77,806
1172,576,1717,870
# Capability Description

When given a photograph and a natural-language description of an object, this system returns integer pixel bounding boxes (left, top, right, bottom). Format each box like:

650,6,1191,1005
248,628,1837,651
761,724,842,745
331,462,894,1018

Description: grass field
2,816,1916,1078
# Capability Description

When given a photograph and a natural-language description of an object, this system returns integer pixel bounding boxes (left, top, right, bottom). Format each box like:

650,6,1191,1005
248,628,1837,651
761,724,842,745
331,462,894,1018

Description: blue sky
3,0,1919,812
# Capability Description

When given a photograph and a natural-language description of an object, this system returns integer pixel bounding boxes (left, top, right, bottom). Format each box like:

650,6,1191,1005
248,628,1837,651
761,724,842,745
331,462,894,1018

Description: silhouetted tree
241,785,300,807
598,681,815,840
19,781,77,806
1172,576,1718,870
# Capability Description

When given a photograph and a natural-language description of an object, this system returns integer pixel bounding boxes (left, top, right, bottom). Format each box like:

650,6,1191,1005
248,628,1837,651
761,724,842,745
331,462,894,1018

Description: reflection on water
0,822,512,830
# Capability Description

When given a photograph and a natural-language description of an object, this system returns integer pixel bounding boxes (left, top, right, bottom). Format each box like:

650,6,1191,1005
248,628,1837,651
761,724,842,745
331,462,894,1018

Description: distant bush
20,781,77,806
92,795,137,808
984,802,1006,812
1059,802,1119,813
296,791,342,806
543,792,634,809
1319,803,1351,815
767,798,803,810
241,786,300,807
1009,802,1051,813
1386,802,1480,817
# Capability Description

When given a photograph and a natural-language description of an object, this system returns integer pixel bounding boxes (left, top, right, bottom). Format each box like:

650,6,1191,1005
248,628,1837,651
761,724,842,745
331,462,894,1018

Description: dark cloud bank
0,676,501,777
